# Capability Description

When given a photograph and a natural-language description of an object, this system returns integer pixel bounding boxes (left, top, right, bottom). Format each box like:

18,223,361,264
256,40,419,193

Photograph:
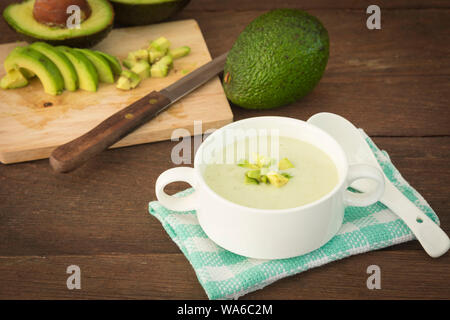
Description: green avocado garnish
238,154,294,187
278,158,294,170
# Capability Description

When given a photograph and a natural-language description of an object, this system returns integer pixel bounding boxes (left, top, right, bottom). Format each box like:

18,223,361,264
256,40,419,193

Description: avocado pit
33,0,92,27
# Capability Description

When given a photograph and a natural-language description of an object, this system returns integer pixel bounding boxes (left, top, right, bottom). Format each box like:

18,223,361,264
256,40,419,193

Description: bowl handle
344,164,385,207
155,167,197,211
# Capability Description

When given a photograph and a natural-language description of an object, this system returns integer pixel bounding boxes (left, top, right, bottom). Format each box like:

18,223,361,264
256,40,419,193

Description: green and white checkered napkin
149,131,439,300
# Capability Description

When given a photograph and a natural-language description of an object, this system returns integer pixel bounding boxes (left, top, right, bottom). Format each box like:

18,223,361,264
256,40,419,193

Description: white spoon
307,112,450,258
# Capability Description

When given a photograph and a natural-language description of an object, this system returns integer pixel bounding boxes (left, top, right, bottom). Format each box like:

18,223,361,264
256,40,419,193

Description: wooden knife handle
50,91,171,173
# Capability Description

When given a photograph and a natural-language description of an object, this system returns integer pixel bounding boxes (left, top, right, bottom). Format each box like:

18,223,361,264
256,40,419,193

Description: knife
50,52,228,173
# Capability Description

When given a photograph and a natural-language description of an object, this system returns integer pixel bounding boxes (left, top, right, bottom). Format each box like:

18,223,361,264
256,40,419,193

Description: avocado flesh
3,0,114,48
58,46,98,92
150,37,171,53
116,70,140,90
4,46,64,95
148,48,165,63
131,60,150,79
169,46,190,59
109,0,190,26
150,55,172,77
20,68,35,79
223,9,329,110
96,51,122,76
30,42,78,91
76,49,115,84
1,69,29,89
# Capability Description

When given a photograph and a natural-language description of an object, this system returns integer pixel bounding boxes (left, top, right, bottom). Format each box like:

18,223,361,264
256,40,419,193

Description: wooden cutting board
0,19,233,164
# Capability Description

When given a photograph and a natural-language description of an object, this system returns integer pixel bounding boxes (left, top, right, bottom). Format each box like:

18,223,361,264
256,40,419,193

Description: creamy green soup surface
203,136,339,210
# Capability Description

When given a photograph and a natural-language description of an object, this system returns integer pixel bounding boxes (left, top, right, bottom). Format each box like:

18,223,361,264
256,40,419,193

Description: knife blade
50,52,228,173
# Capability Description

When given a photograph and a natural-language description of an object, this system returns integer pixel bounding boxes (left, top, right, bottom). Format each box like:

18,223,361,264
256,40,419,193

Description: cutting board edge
0,115,233,165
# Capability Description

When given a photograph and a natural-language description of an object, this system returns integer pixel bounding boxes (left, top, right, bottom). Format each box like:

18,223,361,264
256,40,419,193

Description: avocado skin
15,24,114,49
110,0,190,26
3,0,114,48
223,9,329,110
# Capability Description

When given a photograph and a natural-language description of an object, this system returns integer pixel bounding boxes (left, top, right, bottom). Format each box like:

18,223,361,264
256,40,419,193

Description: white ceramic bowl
156,117,384,259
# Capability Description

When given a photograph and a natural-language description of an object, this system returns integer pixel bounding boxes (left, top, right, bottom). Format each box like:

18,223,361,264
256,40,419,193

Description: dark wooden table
0,0,449,299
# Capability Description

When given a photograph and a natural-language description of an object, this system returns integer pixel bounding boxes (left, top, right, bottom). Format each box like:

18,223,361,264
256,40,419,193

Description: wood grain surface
0,0,449,300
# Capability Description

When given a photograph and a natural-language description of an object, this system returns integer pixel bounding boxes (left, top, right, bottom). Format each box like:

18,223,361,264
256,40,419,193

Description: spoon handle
381,181,450,258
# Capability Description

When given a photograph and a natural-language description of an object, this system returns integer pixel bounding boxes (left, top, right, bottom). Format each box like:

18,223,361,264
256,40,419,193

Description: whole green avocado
223,9,329,109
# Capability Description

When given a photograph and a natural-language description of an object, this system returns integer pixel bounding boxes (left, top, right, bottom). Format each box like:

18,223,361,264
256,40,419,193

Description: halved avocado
3,0,114,48
30,42,78,91
76,49,114,83
96,51,122,76
110,0,190,26
4,46,64,95
58,46,98,92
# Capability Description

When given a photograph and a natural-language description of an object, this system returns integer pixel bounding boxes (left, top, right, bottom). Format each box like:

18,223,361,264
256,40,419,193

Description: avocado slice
0,69,29,89
30,42,78,92
223,9,329,110
169,46,190,59
76,49,115,84
4,46,64,95
96,51,122,76
58,46,98,92
3,0,114,48
20,68,35,79
116,70,141,90
109,0,190,26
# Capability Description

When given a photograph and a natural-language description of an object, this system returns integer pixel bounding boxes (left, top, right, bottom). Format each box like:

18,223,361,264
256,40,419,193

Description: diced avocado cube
123,49,149,70
116,70,141,90
260,175,269,184
266,171,289,187
159,55,173,68
0,69,28,89
116,76,131,91
148,48,165,64
150,55,173,77
281,173,293,179
149,37,171,53
169,46,191,59
246,169,261,180
245,176,259,185
128,49,149,62
131,60,150,79
150,64,168,77
278,157,294,170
